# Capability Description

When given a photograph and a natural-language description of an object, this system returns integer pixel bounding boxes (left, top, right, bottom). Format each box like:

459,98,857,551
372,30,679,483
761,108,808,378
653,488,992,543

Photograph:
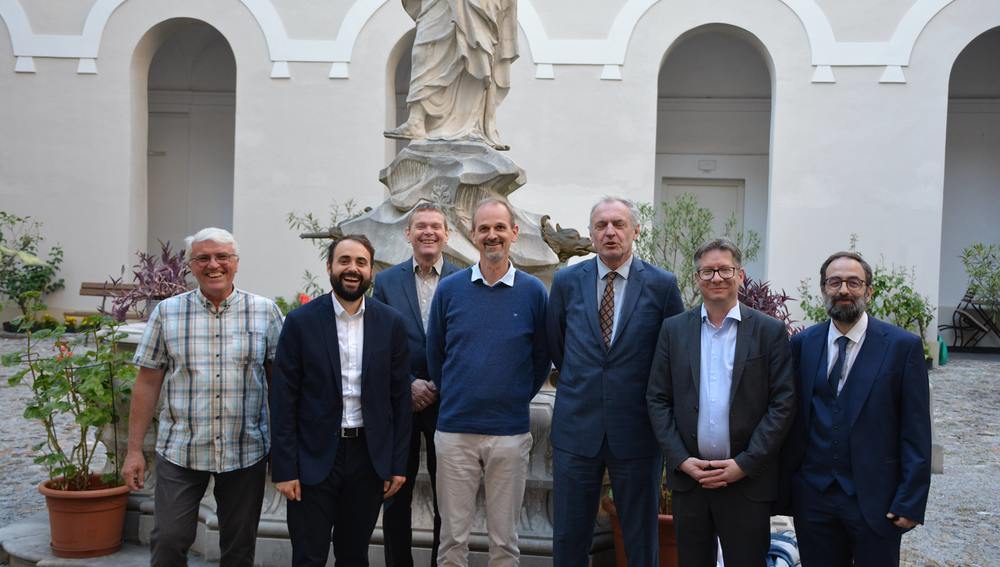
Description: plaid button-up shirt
133,287,283,472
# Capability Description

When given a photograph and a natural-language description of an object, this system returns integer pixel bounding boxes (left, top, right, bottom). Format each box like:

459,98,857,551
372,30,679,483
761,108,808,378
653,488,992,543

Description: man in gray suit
647,238,795,567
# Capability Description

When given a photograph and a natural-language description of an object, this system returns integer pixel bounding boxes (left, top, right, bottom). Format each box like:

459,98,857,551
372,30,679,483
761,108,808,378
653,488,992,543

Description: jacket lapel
611,259,645,350
803,321,831,425
360,301,376,401
580,259,605,349
687,308,702,396
728,304,755,405
399,262,424,337
845,317,889,430
318,295,344,395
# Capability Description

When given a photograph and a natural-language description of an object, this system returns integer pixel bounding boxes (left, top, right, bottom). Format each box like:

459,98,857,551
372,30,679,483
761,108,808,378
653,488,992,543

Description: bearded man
779,251,931,567
270,235,412,567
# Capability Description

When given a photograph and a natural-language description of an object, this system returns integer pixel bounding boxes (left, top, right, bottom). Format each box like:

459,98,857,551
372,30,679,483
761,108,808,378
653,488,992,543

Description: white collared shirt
332,293,365,428
471,261,517,287
826,312,869,395
412,256,444,331
596,254,634,344
697,303,742,460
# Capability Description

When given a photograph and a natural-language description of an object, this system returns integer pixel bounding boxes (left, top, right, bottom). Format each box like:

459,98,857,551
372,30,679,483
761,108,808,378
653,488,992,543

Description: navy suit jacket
547,257,684,459
781,317,931,537
373,258,459,383
270,294,412,485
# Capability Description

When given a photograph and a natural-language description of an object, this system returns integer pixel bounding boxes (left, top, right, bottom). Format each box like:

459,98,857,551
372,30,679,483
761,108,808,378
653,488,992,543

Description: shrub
108,241,190,321
0,211,64,319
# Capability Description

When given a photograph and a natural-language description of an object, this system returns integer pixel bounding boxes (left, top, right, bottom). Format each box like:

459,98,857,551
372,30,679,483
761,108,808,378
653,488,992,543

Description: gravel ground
0,336,997,565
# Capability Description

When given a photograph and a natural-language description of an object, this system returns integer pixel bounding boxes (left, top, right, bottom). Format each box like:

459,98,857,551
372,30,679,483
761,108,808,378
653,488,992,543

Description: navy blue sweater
426,268,550,435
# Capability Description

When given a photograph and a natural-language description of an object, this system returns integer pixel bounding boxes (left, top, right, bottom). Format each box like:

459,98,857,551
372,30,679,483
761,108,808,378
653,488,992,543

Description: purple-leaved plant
109,241,190,321
738,276,803,336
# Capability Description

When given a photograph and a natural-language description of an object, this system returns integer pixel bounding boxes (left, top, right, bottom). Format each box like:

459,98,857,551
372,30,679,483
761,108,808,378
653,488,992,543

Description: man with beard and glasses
374,203,459,567
426,198,549,567
778,251,931,567
270,235,412,567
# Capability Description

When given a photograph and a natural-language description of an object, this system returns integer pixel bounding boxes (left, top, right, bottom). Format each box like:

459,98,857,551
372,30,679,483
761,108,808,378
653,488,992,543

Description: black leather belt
341,427,363,438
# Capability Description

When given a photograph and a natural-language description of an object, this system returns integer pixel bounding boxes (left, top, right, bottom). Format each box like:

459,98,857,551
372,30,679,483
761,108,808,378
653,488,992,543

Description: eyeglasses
823,277,868,291
696,267,738,281
189,253,239,266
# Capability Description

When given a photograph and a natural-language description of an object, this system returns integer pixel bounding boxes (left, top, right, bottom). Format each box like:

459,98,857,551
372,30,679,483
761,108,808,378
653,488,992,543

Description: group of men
121,196,931,567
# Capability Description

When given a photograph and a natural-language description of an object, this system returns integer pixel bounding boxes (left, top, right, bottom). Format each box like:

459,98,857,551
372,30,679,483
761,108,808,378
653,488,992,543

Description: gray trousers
151,454,268,567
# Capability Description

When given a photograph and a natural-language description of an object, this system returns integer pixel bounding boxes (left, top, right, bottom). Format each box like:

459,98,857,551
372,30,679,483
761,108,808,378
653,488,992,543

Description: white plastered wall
0,0,999,330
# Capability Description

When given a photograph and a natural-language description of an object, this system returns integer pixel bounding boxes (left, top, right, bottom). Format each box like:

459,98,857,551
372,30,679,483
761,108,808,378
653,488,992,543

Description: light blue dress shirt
596,254,633,344
697,303,741,460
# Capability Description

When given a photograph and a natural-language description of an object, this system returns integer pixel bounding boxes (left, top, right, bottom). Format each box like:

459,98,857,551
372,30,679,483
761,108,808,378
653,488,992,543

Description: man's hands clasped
679,457,747,489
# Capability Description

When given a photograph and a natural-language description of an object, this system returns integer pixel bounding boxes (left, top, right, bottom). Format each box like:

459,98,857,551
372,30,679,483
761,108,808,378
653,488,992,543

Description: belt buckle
341,427,361,438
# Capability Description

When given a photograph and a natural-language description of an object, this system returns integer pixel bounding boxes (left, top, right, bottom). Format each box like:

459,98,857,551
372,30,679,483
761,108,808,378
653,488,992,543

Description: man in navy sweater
426,198,550,567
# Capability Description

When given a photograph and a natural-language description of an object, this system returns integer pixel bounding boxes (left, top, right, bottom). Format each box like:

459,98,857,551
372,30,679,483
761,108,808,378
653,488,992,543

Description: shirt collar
331,292,366,319
412,256,444,276
700,303,742,324
195,286,240,313
827,311,868,345
596,254,634,281
471,261,517,287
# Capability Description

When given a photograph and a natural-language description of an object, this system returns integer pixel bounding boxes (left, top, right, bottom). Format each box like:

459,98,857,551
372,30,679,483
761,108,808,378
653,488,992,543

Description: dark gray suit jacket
646,303,796,502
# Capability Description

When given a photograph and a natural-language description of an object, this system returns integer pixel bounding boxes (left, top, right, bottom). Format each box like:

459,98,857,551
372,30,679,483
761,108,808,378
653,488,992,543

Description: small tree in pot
2,293,137,558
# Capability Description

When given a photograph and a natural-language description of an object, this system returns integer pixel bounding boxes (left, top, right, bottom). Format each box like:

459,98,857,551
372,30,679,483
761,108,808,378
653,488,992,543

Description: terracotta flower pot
38,475,130,558
601,496,678,567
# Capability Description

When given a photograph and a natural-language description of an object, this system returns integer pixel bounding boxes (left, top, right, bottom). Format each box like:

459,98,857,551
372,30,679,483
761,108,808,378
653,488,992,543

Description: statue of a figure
385,0,518,151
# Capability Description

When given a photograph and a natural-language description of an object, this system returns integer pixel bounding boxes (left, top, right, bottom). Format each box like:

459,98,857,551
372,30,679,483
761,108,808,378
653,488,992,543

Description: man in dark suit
781,251,931,566
547,197,684,566
375,203,459,567
647,238,795,567
270,235,412,567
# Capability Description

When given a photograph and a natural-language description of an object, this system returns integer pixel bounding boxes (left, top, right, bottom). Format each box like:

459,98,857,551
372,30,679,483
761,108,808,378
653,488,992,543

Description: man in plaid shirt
122,227,283,567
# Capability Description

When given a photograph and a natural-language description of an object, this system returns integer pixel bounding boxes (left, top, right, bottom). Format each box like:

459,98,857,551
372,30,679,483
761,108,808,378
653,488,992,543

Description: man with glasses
647,238,795,567
123,227,283,567
778,251,931,566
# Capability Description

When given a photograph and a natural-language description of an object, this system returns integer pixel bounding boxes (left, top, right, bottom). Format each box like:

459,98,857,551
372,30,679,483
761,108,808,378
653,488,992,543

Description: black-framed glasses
696,267,738,281
189,253,239,266
823,277,868,291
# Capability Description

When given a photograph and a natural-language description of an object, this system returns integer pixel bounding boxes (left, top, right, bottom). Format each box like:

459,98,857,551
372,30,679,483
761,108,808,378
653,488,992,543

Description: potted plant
2,293,137,558
601,481,678,567
108,241,190,321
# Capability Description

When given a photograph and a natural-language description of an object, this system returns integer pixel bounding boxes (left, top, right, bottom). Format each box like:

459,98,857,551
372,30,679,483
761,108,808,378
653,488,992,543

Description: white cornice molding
0,0,972,83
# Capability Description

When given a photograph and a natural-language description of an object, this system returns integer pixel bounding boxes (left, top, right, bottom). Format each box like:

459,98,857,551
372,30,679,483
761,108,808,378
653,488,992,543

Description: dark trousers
382,405,441,567
287,433,385,567
151,454,267,567
552,439,661,567
671,483,770,567
792,476,902,567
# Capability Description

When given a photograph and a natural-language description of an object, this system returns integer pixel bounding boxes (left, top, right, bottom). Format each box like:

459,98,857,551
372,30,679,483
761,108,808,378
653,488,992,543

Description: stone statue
385,0,518,151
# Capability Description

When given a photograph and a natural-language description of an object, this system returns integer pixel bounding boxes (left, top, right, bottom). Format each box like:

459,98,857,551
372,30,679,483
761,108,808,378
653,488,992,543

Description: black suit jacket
373,258,459,383
270,294,412,485
647,303,796,502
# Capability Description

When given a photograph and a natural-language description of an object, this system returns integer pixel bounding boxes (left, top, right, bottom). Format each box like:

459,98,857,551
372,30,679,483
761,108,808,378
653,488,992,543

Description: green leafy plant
798,237,935,350
636,193,761,308
286,199,362,297
0,211,65,319
960,243,1000,327
2,293,137,490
